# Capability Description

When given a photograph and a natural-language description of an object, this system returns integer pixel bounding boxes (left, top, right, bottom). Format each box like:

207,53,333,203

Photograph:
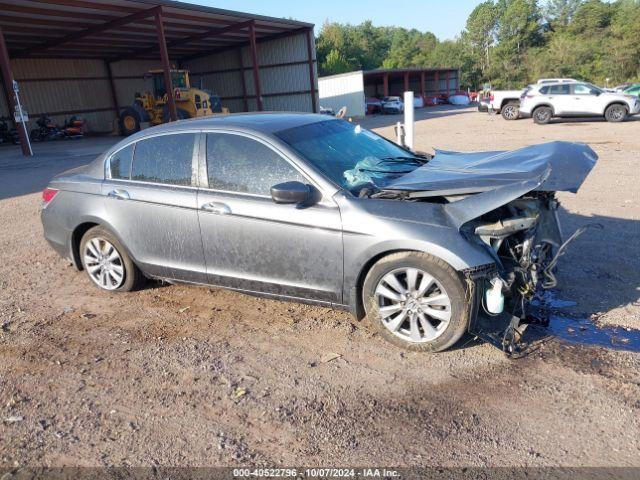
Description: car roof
134,112,334,137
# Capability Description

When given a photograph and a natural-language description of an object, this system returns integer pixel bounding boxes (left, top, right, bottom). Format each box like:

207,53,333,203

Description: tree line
315,0,640,89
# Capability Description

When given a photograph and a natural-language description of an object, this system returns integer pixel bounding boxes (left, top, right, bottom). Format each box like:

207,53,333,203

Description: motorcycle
0,119,20,145
60,116,85,140
30,115,64,142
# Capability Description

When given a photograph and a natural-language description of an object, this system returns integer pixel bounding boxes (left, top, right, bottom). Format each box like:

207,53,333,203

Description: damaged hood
383,141,597,196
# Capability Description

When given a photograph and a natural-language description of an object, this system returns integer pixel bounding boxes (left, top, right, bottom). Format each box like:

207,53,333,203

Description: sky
194,0,484,40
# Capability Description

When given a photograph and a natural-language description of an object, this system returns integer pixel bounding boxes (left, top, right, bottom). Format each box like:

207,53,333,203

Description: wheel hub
83,237,125,290
374,267,452,343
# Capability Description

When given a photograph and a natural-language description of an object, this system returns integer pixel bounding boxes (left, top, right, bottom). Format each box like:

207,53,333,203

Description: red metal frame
305,27,317,113
154,10,177,122
0,27,30,156
248,21,263,111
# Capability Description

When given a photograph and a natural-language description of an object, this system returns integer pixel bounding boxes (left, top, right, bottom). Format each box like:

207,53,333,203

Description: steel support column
420,71,425,97
154,10,177,121
248,21,263,111
434,71,440,94
237,48,248,112
105,60,119,119
383,73,389,97
305,27,317,113
404,71,409,92
445,70,450,95
0,27,30,156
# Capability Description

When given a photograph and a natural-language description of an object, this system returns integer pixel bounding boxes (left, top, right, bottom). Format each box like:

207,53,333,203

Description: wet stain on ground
528,290,640,353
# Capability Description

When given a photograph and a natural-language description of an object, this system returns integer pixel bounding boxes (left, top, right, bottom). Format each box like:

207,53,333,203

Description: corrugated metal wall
318,71,366,117
185,31,317,114
0,31,317,134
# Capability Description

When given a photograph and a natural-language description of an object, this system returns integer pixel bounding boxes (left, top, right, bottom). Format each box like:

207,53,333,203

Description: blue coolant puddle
529,290,640,353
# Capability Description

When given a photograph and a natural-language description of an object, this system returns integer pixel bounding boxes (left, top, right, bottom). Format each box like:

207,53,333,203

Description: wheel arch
70,218,139,272
532,103,554,114
500,98,520,109
604,101,629,113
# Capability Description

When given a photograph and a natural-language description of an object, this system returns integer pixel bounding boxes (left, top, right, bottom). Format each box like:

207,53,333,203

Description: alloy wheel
375,267,452,343
83,237,125,290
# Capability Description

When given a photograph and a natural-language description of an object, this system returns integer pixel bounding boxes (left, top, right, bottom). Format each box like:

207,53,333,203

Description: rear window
549,84,570,95
131,133,195,186
110,144,134,180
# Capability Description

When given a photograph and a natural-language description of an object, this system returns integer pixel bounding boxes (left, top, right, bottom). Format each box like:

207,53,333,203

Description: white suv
520,82,640,124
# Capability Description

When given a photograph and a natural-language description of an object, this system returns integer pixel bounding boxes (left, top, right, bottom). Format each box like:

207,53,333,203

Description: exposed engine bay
364,141,599,354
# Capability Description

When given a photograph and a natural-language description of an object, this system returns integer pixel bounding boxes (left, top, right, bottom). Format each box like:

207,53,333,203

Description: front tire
80,226,144,292
362,252,472,352
119,107,141,136
532,106,553,124
501,101,520,120
604,104,628,122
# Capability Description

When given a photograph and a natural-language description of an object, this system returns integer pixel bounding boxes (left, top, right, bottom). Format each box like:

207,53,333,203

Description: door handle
201,201,231,215
107,189,129,200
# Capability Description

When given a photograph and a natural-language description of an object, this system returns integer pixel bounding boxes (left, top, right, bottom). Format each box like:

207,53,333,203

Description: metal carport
0,0,318,156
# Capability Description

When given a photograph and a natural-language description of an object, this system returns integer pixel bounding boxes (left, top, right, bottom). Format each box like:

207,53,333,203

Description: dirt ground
1,107,639,468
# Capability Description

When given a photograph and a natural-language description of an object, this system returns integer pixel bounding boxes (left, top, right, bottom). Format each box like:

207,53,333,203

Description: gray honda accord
41,113,597,352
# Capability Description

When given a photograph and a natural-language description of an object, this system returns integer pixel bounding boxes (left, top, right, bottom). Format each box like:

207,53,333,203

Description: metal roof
0,0,313,61
363,67,458,76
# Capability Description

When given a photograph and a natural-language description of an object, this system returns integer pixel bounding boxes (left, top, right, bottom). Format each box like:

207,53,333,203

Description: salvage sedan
41,114,597,352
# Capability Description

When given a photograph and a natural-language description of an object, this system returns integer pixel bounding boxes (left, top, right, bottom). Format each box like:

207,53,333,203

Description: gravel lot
1,107,639,468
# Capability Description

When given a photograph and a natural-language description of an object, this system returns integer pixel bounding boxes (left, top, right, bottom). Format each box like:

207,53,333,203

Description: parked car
623,83,640,97
486,89,524,120
519,81,640,124
41,114,597,352
365,97,383,114
381,96,404,114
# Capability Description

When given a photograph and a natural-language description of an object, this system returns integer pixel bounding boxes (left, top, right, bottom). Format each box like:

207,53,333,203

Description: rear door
103,131,206,282
196,131,344,304
547,84,572,114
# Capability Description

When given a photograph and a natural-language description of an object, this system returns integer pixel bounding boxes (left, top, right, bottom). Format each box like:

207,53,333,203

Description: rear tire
501,101,520,120
80,226,145,292
532,106,553,125
362,252,472,352
604,104,628,122
119,107,141,136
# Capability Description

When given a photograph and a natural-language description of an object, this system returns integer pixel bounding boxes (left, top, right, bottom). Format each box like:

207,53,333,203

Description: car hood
379,141,597,229
383,141,597,196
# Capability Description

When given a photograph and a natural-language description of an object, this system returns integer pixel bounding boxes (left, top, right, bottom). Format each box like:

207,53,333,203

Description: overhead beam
113,20,252,62
18,6,161,56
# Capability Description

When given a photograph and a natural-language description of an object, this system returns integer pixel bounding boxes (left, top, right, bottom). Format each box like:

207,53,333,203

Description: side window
573,84,592,95
131,133,195,186
110,144,134,180
206,133,305,195
549,84,570,95
539,86,549,95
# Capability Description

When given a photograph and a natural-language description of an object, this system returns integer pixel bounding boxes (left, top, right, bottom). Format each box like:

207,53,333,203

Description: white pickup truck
486,89,525,120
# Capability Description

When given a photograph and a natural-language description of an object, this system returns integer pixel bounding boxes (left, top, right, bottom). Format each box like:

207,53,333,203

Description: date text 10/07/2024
232,468,400,478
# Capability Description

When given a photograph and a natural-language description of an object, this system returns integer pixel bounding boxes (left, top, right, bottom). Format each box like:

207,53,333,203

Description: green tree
465,1,499,76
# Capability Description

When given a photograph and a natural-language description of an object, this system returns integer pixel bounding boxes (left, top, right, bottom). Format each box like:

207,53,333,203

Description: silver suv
520,81,640,124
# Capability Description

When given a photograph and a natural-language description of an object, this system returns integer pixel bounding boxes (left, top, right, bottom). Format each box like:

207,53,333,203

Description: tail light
42,187,59,207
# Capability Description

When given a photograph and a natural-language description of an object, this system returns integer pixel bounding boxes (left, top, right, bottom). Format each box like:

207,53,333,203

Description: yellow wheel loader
119,69,220,136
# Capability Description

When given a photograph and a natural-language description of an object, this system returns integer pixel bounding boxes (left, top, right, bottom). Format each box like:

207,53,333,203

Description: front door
570,83,603,115
197,131,344,305
103,131,206,282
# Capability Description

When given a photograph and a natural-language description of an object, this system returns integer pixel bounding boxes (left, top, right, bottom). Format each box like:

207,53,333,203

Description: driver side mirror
270,181,310,205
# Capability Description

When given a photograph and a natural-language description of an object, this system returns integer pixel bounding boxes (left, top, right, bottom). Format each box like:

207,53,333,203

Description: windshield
275,119,425,194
